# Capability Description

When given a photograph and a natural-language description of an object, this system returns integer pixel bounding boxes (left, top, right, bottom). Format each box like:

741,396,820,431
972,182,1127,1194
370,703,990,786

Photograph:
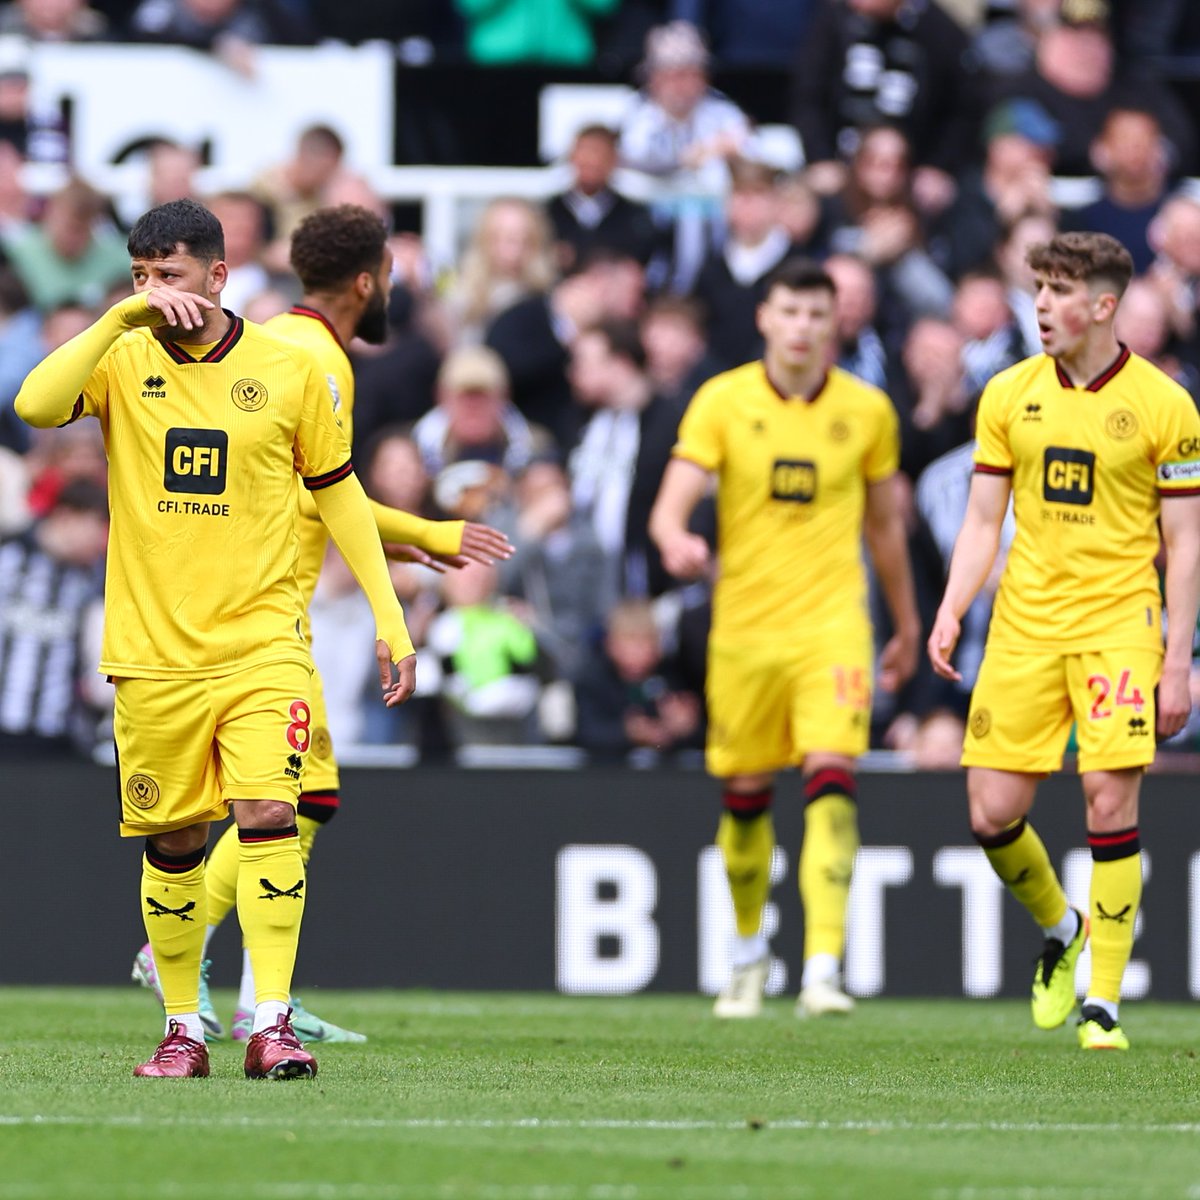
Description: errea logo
142,375,166,398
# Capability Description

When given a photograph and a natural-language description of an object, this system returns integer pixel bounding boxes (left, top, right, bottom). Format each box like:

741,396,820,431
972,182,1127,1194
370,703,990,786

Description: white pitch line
2,1114,1200,1135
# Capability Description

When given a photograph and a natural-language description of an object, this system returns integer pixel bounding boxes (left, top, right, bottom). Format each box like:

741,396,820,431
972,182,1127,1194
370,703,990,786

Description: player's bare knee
147,825,208,857
232,798,298,830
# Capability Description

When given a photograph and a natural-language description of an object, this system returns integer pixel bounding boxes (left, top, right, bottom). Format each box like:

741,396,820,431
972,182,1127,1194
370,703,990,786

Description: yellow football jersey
974,348,1200,652
66,316,352,678
266,306,353,623
673,361,899,641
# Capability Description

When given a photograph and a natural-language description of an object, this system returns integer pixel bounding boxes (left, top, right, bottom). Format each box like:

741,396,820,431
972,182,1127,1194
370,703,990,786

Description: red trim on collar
762,362,828,404
161,313,244,364
1054,345,1132,392
290,305,347,354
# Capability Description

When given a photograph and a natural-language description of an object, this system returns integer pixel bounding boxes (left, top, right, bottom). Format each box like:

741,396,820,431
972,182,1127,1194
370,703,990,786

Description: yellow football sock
141,844,208,1016
236,826,306,1005
799,783,859,962
716,802,774,939
1088,828,1142,1004
978,818,1068,929
205,822,239,928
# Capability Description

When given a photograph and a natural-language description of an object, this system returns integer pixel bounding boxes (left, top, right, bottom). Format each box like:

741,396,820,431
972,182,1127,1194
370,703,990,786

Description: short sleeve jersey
974,348,1200,652
673,362,899,641
73,316,353,678
266,306,353,627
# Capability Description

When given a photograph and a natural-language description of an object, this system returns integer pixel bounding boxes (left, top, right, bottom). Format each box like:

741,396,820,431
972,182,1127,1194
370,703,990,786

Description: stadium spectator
990,0,1196,176
128,0,311,58
937,98,1059,278
824,251,894,392
1114,276,1200,396
350,283,441,449
485,246,645,445
547,125,660,274
252,124,358,269
1,175,128,310
952,269,1024,396
1060,107,1172,274
690,157,801,370
639,294,719,410
996,208,1059,355
618,20,756,292
0,266,42,452
455,0,618,65
928,230,1200,1052
897,317,974,478
824,126,955,324
0,0,107,40
1146,194,1200,358
427,560,542,746
791,0,979,212
412,344,552,481
568,319,683,597
0,476,108,757
205,191,273,315
650,258,920,1020
573,597,701,759
496,459,615,683
446,196,557,345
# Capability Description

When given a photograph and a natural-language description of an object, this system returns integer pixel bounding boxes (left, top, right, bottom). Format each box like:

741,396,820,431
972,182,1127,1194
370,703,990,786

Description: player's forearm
1162,525,1200,669
648,460,706,550
368,500,463,558
310,475,415,660
864,514,921,639
15,294,148,427
938,516,1002,621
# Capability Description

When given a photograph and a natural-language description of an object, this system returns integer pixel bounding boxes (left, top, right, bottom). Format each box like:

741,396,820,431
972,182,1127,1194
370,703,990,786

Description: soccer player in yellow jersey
649,259,921,1019
16,199,419,1080
130,205,512,1043
929,232,1200,1051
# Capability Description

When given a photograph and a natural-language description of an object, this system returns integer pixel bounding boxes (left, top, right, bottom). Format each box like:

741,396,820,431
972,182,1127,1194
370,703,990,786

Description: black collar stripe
303,460,353,491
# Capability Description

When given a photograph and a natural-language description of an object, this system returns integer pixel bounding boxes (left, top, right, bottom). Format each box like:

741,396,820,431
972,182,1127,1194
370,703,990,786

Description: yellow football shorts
301,664,339,795
962,644,1161,774
114,659,314,837
705,632,873,778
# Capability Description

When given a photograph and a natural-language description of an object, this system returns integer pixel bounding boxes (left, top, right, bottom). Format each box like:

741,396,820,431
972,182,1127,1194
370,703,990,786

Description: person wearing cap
412,344,553,481
988,0,1196,176
619,20,757,293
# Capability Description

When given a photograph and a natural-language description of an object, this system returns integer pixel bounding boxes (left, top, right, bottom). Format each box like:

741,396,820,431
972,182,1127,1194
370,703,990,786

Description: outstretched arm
310,473,417,707
369,501,513,569
863,474,921,693
1159,495,1200,738
927,471,1012,681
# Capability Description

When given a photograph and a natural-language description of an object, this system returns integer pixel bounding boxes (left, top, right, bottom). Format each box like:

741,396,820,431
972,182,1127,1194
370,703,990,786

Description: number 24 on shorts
1086,670,1145,721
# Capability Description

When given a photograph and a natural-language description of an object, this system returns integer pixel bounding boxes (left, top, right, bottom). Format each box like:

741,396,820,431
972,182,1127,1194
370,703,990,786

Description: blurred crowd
2,0,1200,765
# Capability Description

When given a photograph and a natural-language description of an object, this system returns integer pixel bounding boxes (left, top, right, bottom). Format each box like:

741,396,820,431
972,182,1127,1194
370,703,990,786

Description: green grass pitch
3,987,1200,1199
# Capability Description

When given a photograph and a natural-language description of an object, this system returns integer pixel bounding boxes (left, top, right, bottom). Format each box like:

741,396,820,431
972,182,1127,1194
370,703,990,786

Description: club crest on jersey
1105,410,1138,440
164,428,228,495
125,773,160,810
1043,447,1094,506
231,378,268,412
771,459,816,503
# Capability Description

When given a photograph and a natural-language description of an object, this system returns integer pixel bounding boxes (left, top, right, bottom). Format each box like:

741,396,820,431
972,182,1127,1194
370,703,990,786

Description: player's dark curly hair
1027,232,1134,297
127,199,224,263
290,205,388,292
